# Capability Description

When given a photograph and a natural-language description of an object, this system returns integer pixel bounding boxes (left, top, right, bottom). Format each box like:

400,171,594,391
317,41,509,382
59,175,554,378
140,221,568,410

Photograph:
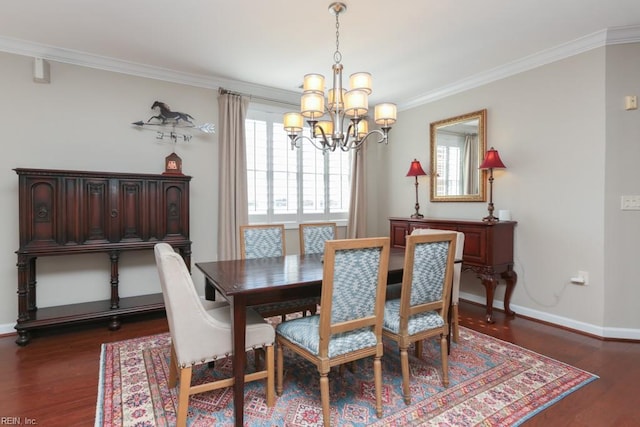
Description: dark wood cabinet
15,168,191,345
389,217,517,323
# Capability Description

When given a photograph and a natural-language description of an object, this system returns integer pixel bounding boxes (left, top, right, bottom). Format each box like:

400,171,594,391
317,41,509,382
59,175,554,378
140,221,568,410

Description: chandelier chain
334,12,341,64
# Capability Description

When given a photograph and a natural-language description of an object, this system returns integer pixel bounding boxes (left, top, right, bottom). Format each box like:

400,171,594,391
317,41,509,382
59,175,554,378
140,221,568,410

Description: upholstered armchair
154,243,275,427
240,224,319,320
276,237,391,427
299,222,337,255
382,232,456,404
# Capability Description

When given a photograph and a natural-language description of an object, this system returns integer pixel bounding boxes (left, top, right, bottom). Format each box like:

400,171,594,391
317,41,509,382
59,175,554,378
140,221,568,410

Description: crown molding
0,35,301,105
1,25,639,110
399,25,640,111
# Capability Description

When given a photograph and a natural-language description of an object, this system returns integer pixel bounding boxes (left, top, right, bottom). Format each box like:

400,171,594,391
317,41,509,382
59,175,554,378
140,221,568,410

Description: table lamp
479,147,506,222
406,159,428,218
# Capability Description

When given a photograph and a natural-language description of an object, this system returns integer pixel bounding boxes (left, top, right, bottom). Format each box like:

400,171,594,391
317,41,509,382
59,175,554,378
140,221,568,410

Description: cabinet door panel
161,181,189,240
390,221,409,248
457,225,486,265
21,177,58,247
118,180,144,242
83,179,111,243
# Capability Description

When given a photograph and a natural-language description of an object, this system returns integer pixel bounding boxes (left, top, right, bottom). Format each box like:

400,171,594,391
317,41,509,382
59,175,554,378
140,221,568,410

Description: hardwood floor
0,301,638,426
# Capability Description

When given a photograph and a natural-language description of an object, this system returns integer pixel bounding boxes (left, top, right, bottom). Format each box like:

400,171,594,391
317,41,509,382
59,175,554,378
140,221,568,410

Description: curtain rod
218,87,297,107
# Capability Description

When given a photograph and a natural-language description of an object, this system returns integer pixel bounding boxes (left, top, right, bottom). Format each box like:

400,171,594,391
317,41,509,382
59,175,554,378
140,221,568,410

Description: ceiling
2,1,640,109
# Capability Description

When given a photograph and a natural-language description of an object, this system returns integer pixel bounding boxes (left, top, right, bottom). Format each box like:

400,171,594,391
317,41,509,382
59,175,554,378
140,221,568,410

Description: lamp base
482,215,499,223
411,213,424,219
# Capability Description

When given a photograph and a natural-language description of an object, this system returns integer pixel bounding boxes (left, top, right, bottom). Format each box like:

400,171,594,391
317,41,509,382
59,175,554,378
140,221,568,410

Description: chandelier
283,2,397,153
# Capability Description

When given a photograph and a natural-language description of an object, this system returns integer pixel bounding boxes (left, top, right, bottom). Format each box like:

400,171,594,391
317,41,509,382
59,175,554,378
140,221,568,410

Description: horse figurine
147,101,194,125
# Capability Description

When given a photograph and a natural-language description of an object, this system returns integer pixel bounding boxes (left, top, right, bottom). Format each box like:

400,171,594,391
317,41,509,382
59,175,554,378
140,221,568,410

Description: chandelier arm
313,121,337,152
288,133,333,153
350,129,387,150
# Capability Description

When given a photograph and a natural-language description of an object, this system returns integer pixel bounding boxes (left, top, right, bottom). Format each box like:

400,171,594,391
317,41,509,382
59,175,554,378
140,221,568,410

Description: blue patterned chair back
330,246,382,323
301,223,336,255
241,225,285,259
409,240,451,306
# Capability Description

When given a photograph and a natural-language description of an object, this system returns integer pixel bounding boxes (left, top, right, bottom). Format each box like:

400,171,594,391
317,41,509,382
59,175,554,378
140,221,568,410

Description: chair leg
452,304,460,343
254,348,265,370
441,334,450,387
276,343,284,396
400,346,411,405
176,366,192,427
168,344,179,388
265,345,275,407
374,356,383,418
415,340,423,359
320,371,331,427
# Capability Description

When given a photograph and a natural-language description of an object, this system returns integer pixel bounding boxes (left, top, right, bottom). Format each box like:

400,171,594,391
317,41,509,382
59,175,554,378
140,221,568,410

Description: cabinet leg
501,268,518,317
479,275,497,323
15,329,31,346
108,316,121,331
109,251,120,309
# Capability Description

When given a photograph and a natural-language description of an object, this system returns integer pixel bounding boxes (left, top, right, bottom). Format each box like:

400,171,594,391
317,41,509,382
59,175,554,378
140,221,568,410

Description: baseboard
0,322,16,337
459,292,640,340
4,296,639,341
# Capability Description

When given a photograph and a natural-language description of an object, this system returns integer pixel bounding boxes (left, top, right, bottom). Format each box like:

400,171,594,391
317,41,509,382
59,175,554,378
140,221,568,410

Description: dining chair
154,243,275,427
240,224,287,259
382,232,456,405
299,222,337,255
276,237,391,427
411,227,465,342
239,224,319,320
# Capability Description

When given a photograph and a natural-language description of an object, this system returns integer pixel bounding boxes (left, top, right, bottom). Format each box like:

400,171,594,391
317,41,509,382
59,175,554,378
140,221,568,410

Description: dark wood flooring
0,301,638,426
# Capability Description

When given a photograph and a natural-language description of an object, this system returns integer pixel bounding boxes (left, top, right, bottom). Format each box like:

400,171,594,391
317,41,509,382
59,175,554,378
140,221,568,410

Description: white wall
367,44,640,338
0,52,219,331
604,43,640,330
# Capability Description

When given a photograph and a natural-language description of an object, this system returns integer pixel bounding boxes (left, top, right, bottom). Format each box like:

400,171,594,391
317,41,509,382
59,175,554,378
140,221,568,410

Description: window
435,134,463,196
246,108,351,225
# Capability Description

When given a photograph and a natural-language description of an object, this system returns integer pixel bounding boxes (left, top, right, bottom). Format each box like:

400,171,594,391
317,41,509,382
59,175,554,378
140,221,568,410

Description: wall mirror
430,109,487,202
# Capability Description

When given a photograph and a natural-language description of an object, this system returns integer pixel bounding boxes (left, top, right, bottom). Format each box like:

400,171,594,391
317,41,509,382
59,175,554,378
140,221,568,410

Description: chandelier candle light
479,147,507,222
283,2,397,153
406,159,428,219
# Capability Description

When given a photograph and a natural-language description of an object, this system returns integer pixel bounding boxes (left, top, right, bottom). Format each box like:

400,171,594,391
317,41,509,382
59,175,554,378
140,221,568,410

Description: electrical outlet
570,271,588,285
621,195,640,210
577,271,589,285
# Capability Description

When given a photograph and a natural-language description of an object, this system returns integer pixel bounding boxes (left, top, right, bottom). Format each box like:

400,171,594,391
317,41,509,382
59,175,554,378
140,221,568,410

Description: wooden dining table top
196,248,406,299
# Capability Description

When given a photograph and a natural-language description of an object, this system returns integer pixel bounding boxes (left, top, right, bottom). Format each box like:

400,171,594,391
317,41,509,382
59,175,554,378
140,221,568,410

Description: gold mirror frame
430,109,487,202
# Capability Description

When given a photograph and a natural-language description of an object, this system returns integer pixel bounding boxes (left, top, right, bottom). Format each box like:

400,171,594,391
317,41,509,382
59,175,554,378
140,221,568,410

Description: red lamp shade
479,147,506,169
406,159,428,177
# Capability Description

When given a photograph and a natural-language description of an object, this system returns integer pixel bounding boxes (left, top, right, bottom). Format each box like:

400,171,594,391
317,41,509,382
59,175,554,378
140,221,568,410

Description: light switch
625,95,637,111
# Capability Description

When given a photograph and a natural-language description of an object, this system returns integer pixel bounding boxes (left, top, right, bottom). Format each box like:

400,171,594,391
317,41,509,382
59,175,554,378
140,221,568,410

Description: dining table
195,248,406,426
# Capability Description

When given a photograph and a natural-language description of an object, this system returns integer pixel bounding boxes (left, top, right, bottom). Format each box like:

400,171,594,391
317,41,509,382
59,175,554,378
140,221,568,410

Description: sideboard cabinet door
160,180,190,241
18,175,60,249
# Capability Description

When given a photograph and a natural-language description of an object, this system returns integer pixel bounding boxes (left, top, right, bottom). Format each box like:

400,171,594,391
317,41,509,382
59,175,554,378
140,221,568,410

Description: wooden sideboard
389,217,517,323
14,168,191,345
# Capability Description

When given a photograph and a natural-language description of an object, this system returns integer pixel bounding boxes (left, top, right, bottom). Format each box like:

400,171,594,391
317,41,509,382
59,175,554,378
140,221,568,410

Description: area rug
95,327,597,426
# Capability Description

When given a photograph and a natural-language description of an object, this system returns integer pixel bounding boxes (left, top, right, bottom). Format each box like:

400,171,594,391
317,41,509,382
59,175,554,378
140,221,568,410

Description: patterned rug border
95,327,598,426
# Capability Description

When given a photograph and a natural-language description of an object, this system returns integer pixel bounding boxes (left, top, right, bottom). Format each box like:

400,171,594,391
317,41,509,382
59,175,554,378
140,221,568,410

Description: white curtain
463,134,478,194
347,144,367,238
217,90,249,260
